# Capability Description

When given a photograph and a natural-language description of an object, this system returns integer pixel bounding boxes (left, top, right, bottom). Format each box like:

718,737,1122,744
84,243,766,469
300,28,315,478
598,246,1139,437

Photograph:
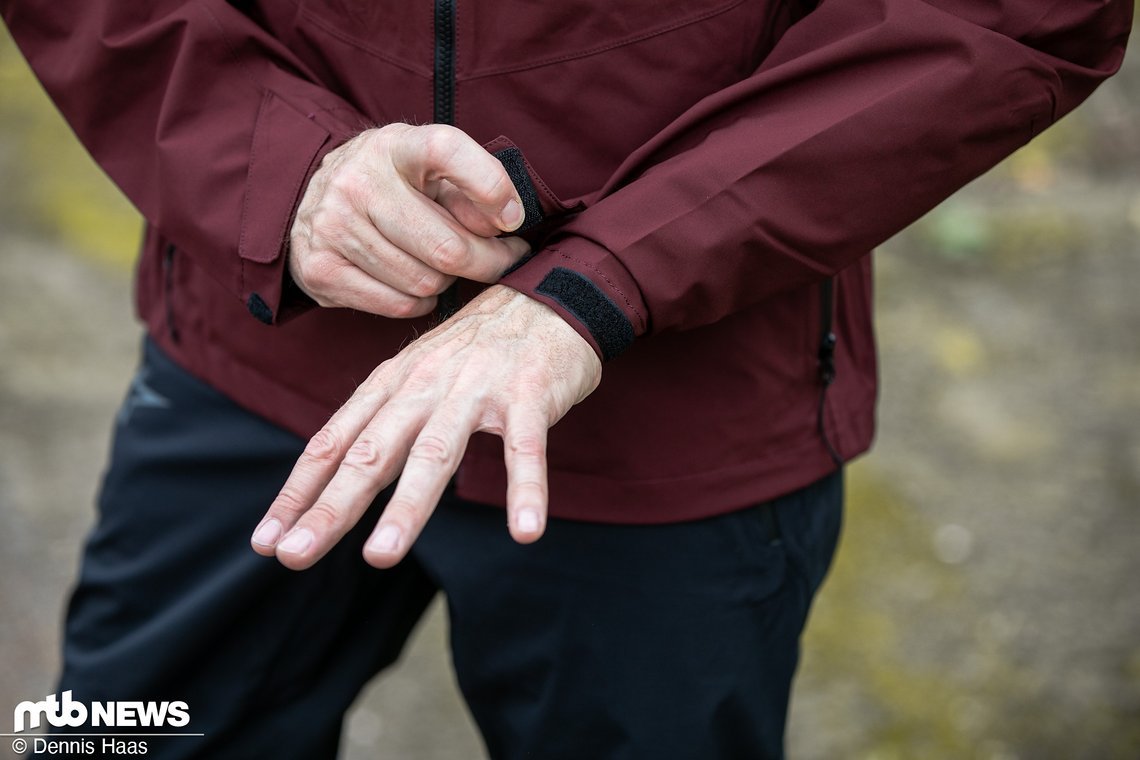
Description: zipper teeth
433,0,455,125
433,0,459,318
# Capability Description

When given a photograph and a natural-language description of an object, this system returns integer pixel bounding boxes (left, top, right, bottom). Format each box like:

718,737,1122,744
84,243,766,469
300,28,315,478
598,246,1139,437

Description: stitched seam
238,91,270,285
549,248,644,330
299,6,433,78
462,0,746,81
515,150,566,212
484,136,512,153
193,0,277,303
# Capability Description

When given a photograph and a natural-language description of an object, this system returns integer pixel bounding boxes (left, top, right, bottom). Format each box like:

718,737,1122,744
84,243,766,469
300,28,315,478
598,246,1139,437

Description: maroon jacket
3,0,1130,523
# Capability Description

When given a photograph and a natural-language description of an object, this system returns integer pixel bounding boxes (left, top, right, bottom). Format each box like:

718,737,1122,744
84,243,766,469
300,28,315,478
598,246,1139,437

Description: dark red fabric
2,0,1130,523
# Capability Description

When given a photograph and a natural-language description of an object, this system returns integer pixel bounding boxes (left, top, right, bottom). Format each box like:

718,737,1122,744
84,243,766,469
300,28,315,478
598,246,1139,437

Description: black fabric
246,292,273,324
418,472,844,760
45,339,843,759
45,340,438,759
536,266,634,361
492,147,545,234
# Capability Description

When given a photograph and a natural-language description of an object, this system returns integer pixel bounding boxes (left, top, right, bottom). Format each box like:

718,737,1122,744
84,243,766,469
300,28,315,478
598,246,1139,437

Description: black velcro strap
536,268,634,361
493,147,545,233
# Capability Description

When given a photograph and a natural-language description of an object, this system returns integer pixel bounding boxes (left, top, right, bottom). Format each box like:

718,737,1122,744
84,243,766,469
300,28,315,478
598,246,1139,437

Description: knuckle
308,208,351,244
328,172,367,202
511,478,547,497
365,360,395,387
271,485,310,521
304,426,343,465
343,437,384,471
306,256,345,294
408,269,448,298
402,362,442,393
301,500,345,533
384,295,423,319
408,433,453,466
420,125,461,167
428,234,469,274
508,433,546,460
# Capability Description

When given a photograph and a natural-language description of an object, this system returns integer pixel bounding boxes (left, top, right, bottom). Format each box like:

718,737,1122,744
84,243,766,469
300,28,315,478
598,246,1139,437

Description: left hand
250,285,602,570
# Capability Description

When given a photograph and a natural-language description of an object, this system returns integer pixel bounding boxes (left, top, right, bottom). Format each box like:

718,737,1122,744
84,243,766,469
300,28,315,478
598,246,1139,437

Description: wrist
467,285,602,383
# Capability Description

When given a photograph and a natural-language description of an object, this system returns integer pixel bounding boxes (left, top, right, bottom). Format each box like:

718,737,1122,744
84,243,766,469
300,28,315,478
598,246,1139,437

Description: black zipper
433,0,456,127
817,278,842,467
434,0,459,317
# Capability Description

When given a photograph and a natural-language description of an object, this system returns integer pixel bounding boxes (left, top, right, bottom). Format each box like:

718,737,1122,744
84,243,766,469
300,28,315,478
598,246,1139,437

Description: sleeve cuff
499,236,649,361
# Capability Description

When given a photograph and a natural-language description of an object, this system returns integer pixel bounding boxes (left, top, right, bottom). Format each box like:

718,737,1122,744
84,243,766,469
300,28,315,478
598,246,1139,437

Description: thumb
390,124,524,234
436,178,525,238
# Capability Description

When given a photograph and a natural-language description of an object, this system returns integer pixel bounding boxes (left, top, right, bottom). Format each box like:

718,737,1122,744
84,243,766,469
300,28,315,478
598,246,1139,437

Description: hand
289,123,531,317
250,285,602,569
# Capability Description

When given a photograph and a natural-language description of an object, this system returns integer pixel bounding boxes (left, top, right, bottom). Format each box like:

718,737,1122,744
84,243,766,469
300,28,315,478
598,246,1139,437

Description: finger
331,217,457,298
390,124,524,232
502,407,550,544
272,401,428,570
251,365,397,557
370,187,532,283
363,401,481,568
436,179,512,238
297,253,438,318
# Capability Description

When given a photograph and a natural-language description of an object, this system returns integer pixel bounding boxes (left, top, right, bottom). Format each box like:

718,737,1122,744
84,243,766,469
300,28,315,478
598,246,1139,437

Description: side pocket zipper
817,277,843,467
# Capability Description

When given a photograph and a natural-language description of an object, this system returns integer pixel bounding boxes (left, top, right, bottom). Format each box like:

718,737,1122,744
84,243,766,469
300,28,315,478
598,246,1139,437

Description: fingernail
517,509,540,534
368,524,401,555
501,199,524,230
252,519,282,547
277,528,313,555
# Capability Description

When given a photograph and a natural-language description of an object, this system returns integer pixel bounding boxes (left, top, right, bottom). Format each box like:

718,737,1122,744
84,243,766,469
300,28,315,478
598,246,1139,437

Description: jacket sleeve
1,0,369,322
498,0,1133,361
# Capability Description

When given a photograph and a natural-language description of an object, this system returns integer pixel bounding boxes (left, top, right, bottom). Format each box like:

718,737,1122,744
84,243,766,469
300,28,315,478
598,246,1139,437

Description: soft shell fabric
2,0,1131,522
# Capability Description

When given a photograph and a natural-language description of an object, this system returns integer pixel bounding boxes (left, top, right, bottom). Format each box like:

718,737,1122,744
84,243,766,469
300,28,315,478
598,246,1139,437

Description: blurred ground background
2,15,1138,760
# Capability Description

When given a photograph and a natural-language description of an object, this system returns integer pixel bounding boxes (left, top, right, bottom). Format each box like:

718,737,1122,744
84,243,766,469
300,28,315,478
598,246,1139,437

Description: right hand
288,123,530,318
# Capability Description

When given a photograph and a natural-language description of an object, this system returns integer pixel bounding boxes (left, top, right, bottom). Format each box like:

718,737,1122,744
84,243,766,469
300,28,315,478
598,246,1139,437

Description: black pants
46,340,843,759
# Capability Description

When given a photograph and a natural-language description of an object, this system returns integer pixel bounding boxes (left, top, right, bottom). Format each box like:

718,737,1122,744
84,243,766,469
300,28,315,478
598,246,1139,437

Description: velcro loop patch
536,268,634,361
493,147,545,233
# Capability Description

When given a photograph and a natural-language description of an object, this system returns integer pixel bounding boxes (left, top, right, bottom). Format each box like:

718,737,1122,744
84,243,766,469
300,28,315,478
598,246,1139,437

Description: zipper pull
818,331,837,387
